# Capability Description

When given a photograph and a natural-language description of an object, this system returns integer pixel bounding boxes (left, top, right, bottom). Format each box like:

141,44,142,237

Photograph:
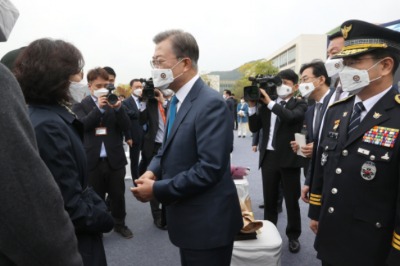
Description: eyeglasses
299,76,316,83
150,57,182,68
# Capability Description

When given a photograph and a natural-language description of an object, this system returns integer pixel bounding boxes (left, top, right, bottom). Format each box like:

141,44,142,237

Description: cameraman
248,69,307,253
72,67,133,239
138,87,168,229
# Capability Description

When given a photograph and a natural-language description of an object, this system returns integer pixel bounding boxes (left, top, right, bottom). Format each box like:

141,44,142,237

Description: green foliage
232,60,279,98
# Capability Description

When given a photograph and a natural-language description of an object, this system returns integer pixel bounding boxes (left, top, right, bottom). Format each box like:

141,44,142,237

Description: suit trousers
261,150,301,240
88,159,126,223
179,242,234,266
129,143,141,181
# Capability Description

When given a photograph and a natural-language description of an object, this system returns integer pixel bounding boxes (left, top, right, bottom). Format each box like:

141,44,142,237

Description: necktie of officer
313,102,323,139
167,96,178,137
272,100,286,149
348,102,365,135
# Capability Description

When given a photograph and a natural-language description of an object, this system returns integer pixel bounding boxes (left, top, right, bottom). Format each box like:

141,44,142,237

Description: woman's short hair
14,38,84,104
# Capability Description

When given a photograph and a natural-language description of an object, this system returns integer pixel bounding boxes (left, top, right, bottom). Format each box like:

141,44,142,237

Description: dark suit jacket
309,87,400,265
0,64,83,266
249,97,307,168
304,88,335,186
148,78,243,249
72,96,130,171
29,104,114,266
139,99,166,161
123,95,144,149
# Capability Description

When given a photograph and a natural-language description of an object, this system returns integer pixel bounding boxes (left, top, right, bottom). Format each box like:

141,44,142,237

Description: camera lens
107,94,118,105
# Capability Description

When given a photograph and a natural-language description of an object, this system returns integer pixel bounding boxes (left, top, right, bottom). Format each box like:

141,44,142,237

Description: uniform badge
321,152,328,166
343,112,348,117
333,119,340,131
361,161,376,181
381,152,390,161
373,112,382,119
363,126,399,148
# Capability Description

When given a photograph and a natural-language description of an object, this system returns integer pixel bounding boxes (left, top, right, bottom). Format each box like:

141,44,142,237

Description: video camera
140,78,161,101
106,84,119,105
243,74,282,101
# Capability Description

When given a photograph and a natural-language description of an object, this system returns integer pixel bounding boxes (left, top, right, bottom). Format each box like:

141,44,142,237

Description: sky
1,0,399,84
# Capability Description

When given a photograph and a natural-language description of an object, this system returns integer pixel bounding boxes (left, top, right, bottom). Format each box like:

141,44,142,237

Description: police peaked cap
334,19,400,58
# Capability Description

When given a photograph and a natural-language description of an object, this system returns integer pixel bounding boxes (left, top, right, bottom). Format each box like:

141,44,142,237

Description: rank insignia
362,126,399,148
395,94,400,104
341,24,352,39
373,112,382,119
343,112,348,117
333,120,340,131
361,161,376,181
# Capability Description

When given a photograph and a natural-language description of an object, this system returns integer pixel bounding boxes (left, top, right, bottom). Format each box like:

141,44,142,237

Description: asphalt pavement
103,133,320,266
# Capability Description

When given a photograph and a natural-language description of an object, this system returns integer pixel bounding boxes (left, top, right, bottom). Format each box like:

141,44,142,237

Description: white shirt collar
174,74,199,106
354,86,392,114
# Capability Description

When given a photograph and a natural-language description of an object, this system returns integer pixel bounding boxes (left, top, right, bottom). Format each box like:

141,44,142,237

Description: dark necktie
348,102,365,135
167,96,178,137
272,101,286,149
313,102,323,139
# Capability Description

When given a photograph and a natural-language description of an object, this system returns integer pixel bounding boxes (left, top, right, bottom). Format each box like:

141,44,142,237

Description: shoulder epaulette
328,94,355,108
395,94,400,104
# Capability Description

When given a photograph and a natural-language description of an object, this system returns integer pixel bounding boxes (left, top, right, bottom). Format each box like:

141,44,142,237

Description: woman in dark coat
14,38,114,266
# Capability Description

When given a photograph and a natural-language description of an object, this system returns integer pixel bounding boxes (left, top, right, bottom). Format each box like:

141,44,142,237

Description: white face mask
338,60,383,93
69,81,88,103
133,88,142,97
276,84,293,98
151,58,185,90
325,58,344,78
298,82,315,98
93,88,109,98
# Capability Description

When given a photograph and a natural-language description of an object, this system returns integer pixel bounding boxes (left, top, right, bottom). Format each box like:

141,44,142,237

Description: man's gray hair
153,29,199,70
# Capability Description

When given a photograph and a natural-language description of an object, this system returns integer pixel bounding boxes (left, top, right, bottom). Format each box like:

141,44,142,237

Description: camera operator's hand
259,88,272,105
98,95,108,109
154,89,165,103
108,100,122,109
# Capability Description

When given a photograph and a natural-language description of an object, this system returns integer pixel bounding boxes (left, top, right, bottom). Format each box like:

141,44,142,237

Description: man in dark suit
223,89,236,129
248,69,307,253
123,79,145,181
132,29,243,266
290,60,334,203
138,88,167,229
73,67,133,239
309,20,400,266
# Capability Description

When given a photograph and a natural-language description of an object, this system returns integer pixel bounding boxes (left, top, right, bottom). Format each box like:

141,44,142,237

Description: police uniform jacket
309,87,400,266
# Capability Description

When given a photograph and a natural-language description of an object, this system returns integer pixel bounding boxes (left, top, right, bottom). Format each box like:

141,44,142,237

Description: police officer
308,20,400,266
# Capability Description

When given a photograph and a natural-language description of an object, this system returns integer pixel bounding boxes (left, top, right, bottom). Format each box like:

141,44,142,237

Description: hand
290,141,299,153
139,171,156,181
252,146,258,152
108,99,122,109
300,142,314,158
310,220,319,234
154,89,165,103
126,139,133,148
98,95,108,108
259,89,271,105
301,185,310,203
131,178,155,202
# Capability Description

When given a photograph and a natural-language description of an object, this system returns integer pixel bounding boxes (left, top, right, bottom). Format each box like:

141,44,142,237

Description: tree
232,60,279,98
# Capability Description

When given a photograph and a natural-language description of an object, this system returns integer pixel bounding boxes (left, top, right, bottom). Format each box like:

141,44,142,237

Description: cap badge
341,24,352,39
